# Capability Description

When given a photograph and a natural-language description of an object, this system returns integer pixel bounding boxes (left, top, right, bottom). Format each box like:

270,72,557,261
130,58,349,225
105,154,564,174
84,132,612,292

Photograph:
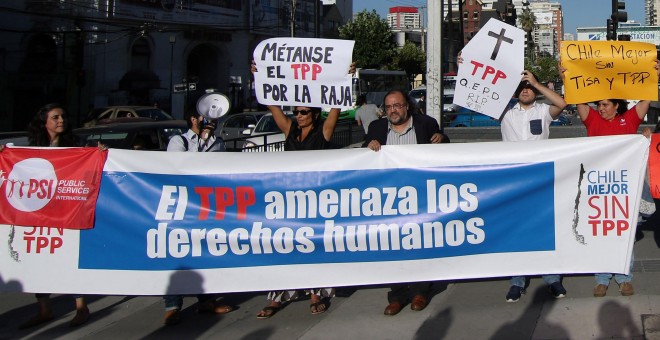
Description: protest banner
454,18,525,118
0,147,107,230
253,37,355,110
561,40,658,104
0,136,647,295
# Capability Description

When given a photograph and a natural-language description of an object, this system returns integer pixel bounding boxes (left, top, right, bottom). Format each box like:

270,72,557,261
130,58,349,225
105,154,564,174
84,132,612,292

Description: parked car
214,111,267,150
447,107,501,127
74,120,186,150
83,106,174,127
242,113,289,152
409,86,458,113
551,113,573,126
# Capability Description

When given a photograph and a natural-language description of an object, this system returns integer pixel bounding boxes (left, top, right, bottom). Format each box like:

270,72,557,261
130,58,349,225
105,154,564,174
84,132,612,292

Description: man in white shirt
167,110,225,152
354,94,381,134
500,71,566,142
500,71,568,303
163,109,231,325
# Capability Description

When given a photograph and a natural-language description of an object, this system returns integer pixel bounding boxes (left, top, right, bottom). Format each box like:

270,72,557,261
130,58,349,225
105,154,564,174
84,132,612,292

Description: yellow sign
560,41,658,104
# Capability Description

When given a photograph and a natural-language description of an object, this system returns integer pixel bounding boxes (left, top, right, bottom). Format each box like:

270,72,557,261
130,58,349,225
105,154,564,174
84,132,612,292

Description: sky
353,0,647,36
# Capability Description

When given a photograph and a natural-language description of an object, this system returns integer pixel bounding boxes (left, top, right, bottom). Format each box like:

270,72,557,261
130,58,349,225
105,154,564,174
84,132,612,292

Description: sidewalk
2,227,660,339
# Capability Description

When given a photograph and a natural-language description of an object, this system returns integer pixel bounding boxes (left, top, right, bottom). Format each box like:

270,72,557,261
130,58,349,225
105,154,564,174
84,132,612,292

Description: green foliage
518,7,536,33
338,10,396,69
525,56,560,83
393,41,426,81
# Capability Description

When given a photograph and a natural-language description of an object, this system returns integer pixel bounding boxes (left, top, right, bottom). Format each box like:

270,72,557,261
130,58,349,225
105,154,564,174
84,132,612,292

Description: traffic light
609,1,627,40
606,19,616,40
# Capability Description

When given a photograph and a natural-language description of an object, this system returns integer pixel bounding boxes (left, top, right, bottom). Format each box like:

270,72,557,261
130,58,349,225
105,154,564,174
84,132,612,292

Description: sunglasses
293,109,313,116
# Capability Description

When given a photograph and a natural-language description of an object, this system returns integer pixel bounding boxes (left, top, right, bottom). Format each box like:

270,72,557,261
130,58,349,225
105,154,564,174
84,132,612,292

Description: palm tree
518,7,536,64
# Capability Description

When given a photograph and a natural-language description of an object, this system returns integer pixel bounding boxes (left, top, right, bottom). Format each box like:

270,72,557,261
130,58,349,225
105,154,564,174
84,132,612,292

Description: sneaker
505,285,525,302
619,282,634,296
593,284,608,297
548,282,567,299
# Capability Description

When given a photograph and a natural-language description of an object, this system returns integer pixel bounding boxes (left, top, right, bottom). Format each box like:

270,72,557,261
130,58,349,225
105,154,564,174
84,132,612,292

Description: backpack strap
181,135,189,151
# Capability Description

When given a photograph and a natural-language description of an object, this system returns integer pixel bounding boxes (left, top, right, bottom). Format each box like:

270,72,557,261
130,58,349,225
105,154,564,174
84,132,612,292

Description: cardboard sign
454,18,525,119
561,41,658,104
253,37,355,110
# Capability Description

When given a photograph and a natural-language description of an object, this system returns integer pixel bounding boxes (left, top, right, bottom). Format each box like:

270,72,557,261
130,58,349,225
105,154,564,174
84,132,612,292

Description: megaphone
196,92,231,119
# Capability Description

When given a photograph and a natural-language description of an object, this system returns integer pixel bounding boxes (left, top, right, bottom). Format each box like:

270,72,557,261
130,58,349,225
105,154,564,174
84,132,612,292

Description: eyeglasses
384,103,407,111
293,109,313,116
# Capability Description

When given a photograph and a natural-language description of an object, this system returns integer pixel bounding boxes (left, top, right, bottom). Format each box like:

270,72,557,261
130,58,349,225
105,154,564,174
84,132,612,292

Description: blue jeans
510,275,560,288
595,253,634,285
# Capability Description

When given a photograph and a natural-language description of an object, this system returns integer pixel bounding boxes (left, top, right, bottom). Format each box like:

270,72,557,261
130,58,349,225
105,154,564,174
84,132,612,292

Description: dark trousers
387,282,431,304
642,198,660,246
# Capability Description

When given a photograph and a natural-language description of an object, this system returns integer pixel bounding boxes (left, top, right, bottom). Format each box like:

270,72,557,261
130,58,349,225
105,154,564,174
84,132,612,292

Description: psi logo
3,158,57,212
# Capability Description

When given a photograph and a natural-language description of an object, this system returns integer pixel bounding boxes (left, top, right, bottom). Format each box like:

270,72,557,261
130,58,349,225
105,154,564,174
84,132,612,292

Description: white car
242,113,290,152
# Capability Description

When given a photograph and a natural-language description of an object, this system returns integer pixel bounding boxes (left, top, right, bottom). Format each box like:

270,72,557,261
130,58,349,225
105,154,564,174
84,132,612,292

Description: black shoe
549,282,567,299
505,285,524,302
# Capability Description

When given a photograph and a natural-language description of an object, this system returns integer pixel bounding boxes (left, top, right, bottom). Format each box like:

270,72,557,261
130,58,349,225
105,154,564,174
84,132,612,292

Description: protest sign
0,136,647,295
561,40,658,104
0,147,107,230
253,37,355,110
454,18,525,118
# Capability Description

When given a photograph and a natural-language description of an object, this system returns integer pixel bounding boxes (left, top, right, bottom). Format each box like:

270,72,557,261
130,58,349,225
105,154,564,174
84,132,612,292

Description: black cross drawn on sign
487,28,514,60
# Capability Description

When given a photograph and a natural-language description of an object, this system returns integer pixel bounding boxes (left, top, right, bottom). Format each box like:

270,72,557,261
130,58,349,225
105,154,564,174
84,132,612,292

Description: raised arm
523,71,566,118
323,108,340,141
559,60,591,121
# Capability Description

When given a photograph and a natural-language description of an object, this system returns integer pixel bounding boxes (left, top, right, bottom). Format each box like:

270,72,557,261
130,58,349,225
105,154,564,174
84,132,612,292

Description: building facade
0,0,332,131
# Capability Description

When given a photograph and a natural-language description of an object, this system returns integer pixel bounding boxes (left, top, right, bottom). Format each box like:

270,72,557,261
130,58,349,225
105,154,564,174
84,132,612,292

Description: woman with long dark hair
19,103,91,328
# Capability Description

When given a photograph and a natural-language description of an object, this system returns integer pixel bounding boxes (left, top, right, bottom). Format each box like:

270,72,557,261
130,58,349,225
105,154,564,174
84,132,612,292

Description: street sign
173,83,197,93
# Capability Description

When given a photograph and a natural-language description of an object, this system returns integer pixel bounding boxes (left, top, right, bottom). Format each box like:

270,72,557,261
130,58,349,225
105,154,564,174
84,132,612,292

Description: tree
338,10,396,69
518,7,536,63
524,55,559,83
393,41,426,82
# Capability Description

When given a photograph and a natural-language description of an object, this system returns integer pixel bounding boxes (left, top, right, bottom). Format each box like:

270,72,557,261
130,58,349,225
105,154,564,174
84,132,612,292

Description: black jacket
362,114,449,147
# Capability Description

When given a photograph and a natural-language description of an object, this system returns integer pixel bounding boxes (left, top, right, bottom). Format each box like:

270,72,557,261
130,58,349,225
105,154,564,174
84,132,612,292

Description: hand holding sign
453,19,525,119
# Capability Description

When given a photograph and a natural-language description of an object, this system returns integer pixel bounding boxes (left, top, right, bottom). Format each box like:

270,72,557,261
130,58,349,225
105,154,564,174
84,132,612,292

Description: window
473,11,479,20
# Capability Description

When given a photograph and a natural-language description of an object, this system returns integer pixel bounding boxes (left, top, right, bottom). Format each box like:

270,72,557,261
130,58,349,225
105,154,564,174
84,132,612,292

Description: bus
323,69,409,119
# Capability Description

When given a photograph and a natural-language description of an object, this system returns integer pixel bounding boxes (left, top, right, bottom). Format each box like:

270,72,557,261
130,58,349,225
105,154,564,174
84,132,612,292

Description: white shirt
167,129,225,152
500,101,553,142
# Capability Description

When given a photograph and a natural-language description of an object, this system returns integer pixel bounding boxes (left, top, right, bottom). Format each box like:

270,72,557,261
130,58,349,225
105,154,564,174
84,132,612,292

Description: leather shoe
164,309,181,326
384,302,404,316
411,295,428,311
198,301,234,314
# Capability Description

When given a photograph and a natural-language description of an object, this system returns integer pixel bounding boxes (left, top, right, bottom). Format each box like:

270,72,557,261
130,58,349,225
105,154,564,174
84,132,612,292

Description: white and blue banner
0,135,648,295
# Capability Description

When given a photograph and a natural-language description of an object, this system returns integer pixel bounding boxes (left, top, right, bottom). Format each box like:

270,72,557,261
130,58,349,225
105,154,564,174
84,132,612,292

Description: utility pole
427,0,442,124
420,5,426,52
290,0,297,37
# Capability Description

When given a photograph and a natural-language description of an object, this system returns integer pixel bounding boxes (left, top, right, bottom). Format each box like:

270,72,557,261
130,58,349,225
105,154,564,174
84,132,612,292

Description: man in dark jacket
363,89,448,150
362,89,448,315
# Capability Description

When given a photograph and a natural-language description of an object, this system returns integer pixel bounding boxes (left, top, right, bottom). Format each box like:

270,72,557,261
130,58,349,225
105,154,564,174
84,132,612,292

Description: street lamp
169,35,176,116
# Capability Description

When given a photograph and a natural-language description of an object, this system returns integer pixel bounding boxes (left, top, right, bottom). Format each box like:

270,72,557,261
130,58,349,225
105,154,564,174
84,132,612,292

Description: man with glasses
362,89,448,315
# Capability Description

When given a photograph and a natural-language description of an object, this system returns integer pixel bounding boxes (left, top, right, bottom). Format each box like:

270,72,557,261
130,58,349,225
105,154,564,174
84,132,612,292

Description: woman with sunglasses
255,104,341,319
251,62,344,318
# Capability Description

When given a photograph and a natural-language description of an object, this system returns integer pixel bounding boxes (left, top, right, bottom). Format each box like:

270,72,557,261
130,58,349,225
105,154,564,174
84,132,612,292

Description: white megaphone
196,92,231,119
